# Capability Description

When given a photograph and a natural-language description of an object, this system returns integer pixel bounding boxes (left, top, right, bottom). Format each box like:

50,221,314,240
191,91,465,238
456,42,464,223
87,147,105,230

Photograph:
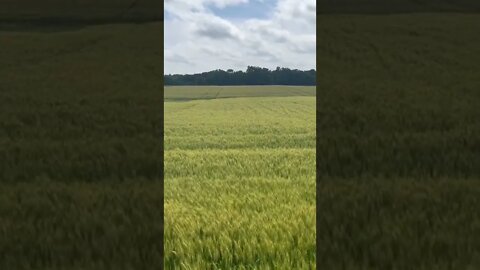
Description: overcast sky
164,0,316,74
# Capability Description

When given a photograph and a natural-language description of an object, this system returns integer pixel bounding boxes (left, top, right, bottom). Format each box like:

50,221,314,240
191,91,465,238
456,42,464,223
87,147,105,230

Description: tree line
164,66,316,86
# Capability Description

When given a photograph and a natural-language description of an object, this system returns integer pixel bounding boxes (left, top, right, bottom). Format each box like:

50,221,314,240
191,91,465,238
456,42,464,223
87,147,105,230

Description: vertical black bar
316,0,321,268
160,0,165,267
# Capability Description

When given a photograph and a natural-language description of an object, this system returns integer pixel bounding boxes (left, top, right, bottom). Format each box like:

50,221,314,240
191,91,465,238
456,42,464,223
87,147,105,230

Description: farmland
164,86,316,268
0,0,161,23
0,22,164,269
317,0,480,14
317,14,480,269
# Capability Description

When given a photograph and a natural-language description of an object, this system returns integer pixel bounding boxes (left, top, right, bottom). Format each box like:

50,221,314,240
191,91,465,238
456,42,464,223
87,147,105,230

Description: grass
0,23,163,269
316,13,480,269
164,87,316,269
317,0,480,14
0,181,163,269
165,85,315,101
0,22,163,182
0,0,162,23
317,14,480,178
317,178,480,270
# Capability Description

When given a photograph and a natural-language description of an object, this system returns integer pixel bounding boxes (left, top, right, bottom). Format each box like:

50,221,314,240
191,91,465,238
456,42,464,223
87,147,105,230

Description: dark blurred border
0,0,163,25
317,0,480,14
316,0,480,268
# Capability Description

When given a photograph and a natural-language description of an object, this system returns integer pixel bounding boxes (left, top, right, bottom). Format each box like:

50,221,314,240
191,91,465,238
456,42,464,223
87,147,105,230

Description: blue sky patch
208,0,277,20
164,10,174,20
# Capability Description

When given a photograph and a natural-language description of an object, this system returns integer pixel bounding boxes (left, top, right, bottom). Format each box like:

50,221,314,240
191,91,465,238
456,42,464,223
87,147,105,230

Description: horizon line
164,66,317,76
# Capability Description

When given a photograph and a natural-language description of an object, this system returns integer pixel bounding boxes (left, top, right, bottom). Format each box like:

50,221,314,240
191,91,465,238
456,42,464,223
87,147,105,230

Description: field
318,14,480,178
317,14,480,269
164,86,316,268
0,23,164,269
0,0,161,23
317,0,480,14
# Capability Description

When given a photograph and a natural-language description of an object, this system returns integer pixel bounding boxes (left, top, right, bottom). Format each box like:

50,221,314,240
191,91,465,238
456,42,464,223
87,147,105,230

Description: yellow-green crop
164,86,316,269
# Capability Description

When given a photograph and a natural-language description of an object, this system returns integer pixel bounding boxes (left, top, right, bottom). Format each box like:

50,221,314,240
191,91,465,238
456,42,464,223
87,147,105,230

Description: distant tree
164,67,315,86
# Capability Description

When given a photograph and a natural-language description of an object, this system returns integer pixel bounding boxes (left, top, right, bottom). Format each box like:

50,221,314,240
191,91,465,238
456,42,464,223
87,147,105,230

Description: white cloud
164,0,316,74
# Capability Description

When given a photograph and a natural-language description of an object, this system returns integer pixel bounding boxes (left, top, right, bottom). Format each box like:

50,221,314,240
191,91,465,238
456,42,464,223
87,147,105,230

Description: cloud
207,0,249,8
164,0,316,74
165,50,194,65
193,15,242,40
275,0,315,25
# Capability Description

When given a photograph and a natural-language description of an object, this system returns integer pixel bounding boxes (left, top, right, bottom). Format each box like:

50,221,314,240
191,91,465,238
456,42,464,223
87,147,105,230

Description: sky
164,0,316,74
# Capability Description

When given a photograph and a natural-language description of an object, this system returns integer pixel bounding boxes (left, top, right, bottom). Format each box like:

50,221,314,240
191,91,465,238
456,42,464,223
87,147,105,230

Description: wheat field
164,86,316,269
